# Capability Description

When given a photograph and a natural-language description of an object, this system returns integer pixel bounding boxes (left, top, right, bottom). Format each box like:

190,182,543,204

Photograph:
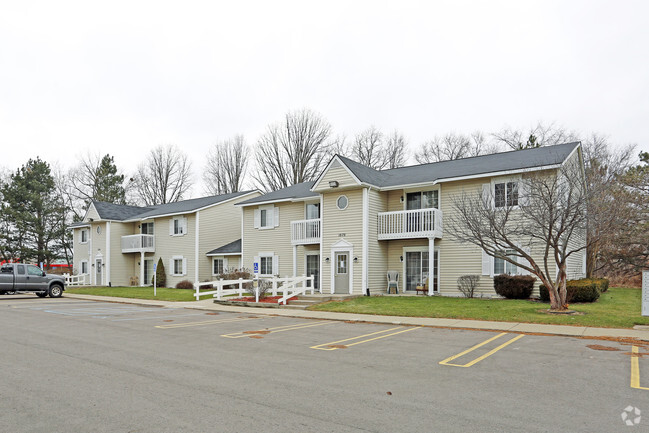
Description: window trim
336,195,348,211
80,260,88,275
171,217,186,236
258,205,275,230
80,229,89,244
259,255,274,276
492,175,521,209
212,257,225,276
171,255,186,276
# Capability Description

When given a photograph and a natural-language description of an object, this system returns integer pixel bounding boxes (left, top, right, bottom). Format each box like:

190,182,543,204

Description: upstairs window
169,217,187,236
494,181,518,208
80,229,88,243
254,205,279,229
306,203,320,220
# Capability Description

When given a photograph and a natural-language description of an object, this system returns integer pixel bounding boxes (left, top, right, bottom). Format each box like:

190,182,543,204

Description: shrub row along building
71,142,586,296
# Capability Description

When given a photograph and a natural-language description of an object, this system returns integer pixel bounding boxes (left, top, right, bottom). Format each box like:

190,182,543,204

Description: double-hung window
213,258,224,275
255,205,277,230
494,181,519,208
494,249,517,275
260,256,273,275
80,229,88,244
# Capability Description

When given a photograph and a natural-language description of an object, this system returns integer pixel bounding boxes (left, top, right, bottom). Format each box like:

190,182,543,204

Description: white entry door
333,253,349,294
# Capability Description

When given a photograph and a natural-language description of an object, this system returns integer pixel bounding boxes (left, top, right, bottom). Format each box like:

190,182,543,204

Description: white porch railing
291,219,321,245
63,273,90,286
377,208,443,240
121,234,155,253
193,275,315,305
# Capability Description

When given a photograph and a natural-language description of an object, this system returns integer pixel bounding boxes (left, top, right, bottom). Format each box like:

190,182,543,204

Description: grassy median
65,286,202,302
308,287,649,328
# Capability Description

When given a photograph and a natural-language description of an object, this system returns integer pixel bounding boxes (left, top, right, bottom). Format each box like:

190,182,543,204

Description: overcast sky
1,0,648,195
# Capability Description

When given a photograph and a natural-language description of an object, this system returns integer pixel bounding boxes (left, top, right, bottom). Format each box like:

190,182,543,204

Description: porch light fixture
400,256,403,262
353,257,358,262
328,181,339,188
325,257,330,262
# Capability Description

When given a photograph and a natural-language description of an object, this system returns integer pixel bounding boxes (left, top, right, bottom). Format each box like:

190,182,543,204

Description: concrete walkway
63,293,649,341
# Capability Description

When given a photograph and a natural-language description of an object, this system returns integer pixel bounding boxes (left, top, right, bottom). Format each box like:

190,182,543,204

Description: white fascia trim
311,155,364,191
237,198,293,208
378,164,563,191
206,252,242,257
560,143,581,167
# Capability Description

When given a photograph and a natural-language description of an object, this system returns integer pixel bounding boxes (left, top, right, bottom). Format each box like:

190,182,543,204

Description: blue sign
253,262,259,273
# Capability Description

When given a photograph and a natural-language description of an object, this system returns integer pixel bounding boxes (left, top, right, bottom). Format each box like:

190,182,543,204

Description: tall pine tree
0,158,66,265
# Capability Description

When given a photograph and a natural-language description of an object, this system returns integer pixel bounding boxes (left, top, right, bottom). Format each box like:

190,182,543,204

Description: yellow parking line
439,333,525,367
221,321,333,338
155,316,261,329
630,346,649,390
311,326,421,351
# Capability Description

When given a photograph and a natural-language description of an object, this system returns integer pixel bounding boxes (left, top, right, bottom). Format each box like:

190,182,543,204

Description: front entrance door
95,259,103,285
306,254,319,291
333,252,349,294
143,259,153,286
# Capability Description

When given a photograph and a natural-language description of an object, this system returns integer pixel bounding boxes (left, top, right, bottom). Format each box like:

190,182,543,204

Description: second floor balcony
291,219,321,245
121,234,155,253
377,208,443,240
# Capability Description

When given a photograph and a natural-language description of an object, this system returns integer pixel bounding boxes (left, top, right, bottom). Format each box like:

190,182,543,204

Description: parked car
0,263,66,298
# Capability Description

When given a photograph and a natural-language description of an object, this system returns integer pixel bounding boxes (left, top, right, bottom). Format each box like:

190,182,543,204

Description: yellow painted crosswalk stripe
439,333,524,367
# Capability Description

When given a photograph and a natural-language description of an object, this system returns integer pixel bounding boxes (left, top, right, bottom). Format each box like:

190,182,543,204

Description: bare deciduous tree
203,135,248,195
352,126,385,169
414,132,498,164
253,109,332,191
492,122,580,150
384,130,408,169
447,157,606,310
134,145,193,205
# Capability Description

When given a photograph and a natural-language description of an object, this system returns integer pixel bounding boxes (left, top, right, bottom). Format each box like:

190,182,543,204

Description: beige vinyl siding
85,204,100,221
321,188,363,294
198,193,259,282
241,201,304,277
109,222,137,286
72,227,90,276
153,214,196,287
313,164,359,192
386,190,404,212
566,230,586,280
367,188,388,291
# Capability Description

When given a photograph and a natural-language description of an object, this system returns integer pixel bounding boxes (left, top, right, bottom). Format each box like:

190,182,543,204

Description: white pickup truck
0,263,66,298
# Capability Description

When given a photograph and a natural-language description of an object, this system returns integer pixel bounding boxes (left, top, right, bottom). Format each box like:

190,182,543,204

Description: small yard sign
253,262,259,274
643,271,649,317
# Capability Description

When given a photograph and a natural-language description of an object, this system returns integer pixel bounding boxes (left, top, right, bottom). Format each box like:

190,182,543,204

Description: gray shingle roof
236,181,318,206
206,239,242,255
338,141,580,188
90,191,256,221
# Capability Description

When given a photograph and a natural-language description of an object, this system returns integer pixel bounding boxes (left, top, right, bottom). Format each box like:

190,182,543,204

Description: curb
62,293,649,341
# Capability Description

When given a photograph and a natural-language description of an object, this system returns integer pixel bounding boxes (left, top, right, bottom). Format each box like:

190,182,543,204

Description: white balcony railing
121,234,155,253
291,219,321,245
377,208,443,240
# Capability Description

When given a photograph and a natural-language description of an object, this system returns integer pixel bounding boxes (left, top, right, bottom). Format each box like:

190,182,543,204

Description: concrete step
280,304,309,310
289,299,320,306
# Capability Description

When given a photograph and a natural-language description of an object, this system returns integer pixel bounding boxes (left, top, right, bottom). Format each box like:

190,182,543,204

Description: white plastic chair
386,271,399,294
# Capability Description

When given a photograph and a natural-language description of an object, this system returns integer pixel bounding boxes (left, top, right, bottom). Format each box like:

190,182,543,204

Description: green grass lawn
65,286,208,302
308,287,649,328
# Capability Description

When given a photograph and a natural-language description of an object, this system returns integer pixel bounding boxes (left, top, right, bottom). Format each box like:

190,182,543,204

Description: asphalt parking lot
1,296,648,432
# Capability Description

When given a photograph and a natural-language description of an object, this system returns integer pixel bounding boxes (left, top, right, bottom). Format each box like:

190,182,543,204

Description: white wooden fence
194,275,315,305
63,273,90,286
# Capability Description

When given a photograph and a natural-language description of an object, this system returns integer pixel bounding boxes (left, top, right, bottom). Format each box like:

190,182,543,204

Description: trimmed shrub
176,280,194,290
153,257,166,287
493,274,535,299
539,279,601,303
593,278,609,292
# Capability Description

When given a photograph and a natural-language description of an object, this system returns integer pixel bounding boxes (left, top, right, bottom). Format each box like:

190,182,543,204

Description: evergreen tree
95,154,126,204
153,257,167,287
0,158,66,265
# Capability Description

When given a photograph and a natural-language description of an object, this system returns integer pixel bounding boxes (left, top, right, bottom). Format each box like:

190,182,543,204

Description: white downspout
195,211,200,285
105,221,111,286
362,187,369,295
